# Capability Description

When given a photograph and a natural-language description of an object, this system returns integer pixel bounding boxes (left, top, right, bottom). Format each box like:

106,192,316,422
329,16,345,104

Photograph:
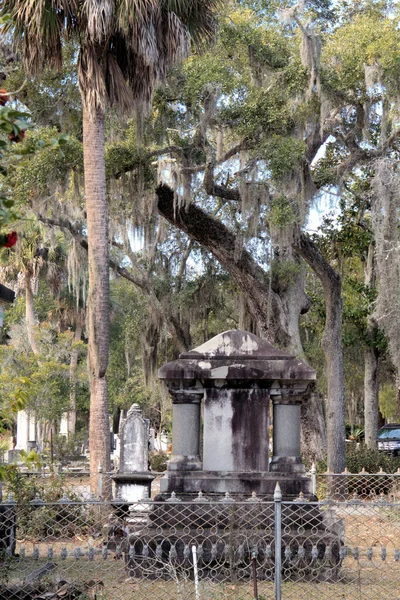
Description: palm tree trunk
82,107,111,497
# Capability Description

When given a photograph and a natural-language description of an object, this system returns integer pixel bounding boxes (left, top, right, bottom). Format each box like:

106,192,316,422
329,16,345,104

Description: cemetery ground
2,498,400,600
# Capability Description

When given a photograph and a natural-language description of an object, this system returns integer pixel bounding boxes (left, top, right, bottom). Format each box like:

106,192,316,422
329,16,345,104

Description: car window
378,428,400,439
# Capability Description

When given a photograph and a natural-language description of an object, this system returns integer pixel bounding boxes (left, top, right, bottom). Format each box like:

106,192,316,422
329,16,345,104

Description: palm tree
3,0,220,495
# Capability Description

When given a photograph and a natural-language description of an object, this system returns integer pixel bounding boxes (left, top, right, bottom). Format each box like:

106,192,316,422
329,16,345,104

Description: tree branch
36,215,189,353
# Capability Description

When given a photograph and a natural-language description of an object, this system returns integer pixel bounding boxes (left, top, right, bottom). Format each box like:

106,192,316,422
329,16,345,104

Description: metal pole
252,552,259,600
192,545,200,600
98,464,103,500
50,428,54,465
274,482,282,600
311,462,317,496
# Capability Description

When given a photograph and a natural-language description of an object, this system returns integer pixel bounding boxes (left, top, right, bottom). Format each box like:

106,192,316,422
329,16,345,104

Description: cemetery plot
0,498,399,599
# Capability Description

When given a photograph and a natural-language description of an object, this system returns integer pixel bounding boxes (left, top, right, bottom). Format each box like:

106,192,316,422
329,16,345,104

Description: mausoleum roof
180,330,292,360
158,330,316,384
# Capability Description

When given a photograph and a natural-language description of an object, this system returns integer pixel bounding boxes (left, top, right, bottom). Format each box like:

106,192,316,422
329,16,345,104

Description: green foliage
323,13,400,95
379,383,400,423
149,451,168,472
269,195,296,228
346,443,400,474
51,432,87,464
105,139,154,184
312,142,348,188
0,321,87,426
0,107,72,223
8,127,81,207
0,377,29,432
5,41,82,137
4,472,92,539
223,86,294,138
0,106,32,224
260,136,306,180
271,259,301,291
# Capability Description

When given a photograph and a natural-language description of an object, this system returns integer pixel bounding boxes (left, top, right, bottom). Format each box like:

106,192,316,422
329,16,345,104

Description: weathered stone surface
119,404,149,473
158,329,316,385
159,472,311,497
203,388,269,472
158,329,316,497
113,403,154,502
123,330,341,585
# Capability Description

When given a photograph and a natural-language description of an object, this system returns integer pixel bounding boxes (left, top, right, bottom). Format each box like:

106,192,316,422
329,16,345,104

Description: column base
167,455,202,471
269,456,305,473
160,470,311,498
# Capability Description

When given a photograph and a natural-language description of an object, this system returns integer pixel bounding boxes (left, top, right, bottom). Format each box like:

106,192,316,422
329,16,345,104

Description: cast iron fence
1,479,400,599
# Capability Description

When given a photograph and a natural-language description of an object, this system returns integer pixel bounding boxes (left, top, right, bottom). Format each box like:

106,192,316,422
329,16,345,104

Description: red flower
3,232,18,248
0,89,8,106
8,130,25,143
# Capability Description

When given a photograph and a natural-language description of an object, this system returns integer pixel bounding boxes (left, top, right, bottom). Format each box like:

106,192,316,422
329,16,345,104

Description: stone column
168,387,203,471
270,400,304,473
15,410,29,450
59,414,69,437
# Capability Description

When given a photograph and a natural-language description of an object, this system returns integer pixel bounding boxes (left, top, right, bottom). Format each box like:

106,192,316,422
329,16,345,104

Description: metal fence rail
314,469,400,502
1,485,400,600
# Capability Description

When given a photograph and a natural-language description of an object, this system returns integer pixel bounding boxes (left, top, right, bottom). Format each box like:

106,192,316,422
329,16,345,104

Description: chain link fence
315,469,400,502
1,471,400,599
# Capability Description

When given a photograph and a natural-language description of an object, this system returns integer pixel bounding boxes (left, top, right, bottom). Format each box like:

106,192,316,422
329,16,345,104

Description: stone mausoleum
158,329,316,499
125,330,342,582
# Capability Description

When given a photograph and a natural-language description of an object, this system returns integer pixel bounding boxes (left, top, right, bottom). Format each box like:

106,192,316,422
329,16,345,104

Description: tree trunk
82,108,111,497
295,232,346,473
301,392,327,464
68,317,83,437
25,273,40,356
364,243,379,448
364,343,379,448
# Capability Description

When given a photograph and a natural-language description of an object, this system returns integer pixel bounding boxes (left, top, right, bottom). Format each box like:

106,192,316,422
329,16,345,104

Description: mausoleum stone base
159,470,312,499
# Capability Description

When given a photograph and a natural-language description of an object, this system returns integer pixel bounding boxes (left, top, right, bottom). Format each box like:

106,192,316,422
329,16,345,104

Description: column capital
167,386,204,404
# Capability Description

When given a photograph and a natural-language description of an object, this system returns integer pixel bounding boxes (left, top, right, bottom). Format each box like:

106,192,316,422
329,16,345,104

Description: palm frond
83,0,115,42
1,0,77,73
3,0,221,114
105,53,134,112
116,0,158,31
78,44,108,113
161,0,221,48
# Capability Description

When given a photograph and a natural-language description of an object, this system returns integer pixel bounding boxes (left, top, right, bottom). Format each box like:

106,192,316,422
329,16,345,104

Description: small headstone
119,404,149,473
112,404,154,503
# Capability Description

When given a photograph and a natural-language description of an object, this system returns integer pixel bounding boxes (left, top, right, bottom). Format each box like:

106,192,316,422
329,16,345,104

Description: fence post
311,462,317,496
192,545,200,600
274,482,282,600
98,464,103,500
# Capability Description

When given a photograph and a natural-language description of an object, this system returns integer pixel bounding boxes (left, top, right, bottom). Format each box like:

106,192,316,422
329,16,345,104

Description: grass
2,504,400,599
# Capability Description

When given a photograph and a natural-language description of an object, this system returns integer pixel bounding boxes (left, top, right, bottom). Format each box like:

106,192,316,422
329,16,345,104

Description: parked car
377,424,400,455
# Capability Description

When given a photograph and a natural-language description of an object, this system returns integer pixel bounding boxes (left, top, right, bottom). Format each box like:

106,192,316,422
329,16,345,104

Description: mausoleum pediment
158,329,316,384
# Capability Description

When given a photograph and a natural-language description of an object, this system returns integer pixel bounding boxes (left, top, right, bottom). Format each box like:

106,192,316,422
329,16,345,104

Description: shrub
149,452,168,472
346,444,400,474
4,472,93,540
